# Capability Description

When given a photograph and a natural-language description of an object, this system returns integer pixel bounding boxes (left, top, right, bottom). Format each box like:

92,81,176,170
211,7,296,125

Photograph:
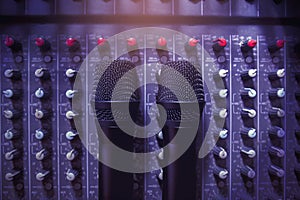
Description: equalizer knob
212,38,227,52
66,37,80,52
240,88,256,98
66,130,78,140
35,37,51,52
35,88,48,99
36,170,50,181
66,169,79,181
213,89,228,99
269,146,285,158
185,38,199,52
241,165,256,179
5,149,21,160
157,37,167,48
35,109,50,120
65,110,78,119
213,167,228,179
213,146,227,159
241,108,256,118
241,127,256,138
5,171,21,181
4,36,22,52
4,69,21,80
216,129,228,139
2,89,21,99
65,90,77,99
36,149,50,161
35,129,48,140
268,40,284,54
268,126,285,138
240,146,256,158
241,69,257,79
214,108,228,119
97,37,107,46
66,149,79,161
268,69,285,80
241,39,257,53
269,107,285,118
5,128,20,140
213,69,228,79
269,88,285,99
127,37,137,48
65,69,77,78
35,68,50,79
3,109,21,120
269,165,284,178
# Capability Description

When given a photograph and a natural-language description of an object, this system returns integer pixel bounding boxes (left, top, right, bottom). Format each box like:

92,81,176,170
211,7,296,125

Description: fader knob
66,149,79,161
35,68,50,79
212,38,227,52
269,146,285,158
66,169,79,181
35,37,51,52
36,149,50,161
213,146,227,159
4,36,22,52
36,170,50,181
4,109,21,120
5,171,21,181
35,129,48,140
268,126,285,138
66,37,80,52
269,165,284,178
241,127,256,138
240,146,256,158
213,167,228,179
269,88,285,98
5,128,20,140
65,69,77,78
5,149,21,160
66,130,78,140
241,108,256,118
65,110,78,119
4,69,21,80
241,39,257,53
268,69,285,80
268,40,284,54
2,89,21,99
157,37,167,48
269,107,285,118
65,90,77,99
241,166,256,179
240,88,256,98
241,69,257,79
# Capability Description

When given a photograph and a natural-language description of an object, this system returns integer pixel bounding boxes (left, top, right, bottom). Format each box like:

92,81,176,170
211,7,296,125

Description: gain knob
214,108,228,119
34,88,49,99
213,146,227,159
241,165,256,179
241,127,256,138
157,36,167,49
157,169,163,181
66,130,78,140
35,68,50,79
5,171,21,181
36,170,50,181
241,39,257,53
268,69,285,80
157,131,163,140
5,149,21,160
212,38,227,52
4,36,22,52
213,166,228,179
213,89,228,99
268,40,284,54
185,38,199,52
240,146,256,158
127,37,138,49
65,90,77,99
215,129,228,139
268,126,285,138
66,169,79,181
269,165,284,178
213,69,229,79
35,109,51,120
66,149,79,161
4,69,21,80
36,149,50,161
35,37,51,52
66,37,80,52
5,128,20,140
241,108,256,118
269,146,285,158
241,69,257,79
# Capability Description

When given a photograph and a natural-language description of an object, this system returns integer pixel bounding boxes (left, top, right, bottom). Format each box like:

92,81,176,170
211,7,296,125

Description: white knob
65,90,77,99
35,88,45,98
65,111,78,119
242,108,256,118
3,89,13,98
248,69,257,78
66,149,78,161
218,89,228,98
5,171,20,181
66,131,78,140
36,171,50,181
218,69,228,78
66,69,77,78
157,131,163,140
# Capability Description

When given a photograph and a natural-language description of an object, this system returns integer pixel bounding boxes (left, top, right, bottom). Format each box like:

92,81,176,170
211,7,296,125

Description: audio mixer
1,0,300,199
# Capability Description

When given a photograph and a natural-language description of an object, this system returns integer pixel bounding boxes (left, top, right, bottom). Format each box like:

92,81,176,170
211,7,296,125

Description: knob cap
213,38,227,52
66,130,78,140
269,88,285,99
5,149,21,160
157,131,163,140
216,129,228,139
268,40,284,54
65,90,77,99
241,39,257,53
35,37,51,52
213,167,228,179
268,69,285,80
66,149,79,161
269,107,285,118
35,88,48,99
36,149,50,161
240,88,257,98
269,165,284,178
66,169,79,181
35,109,50,120
240,146,256,158
4,36,22,52
36,170,50,181
268,126,285,138
241,108,256,118
65,69,77,78
4,69,21,80
3,109,21,120
213,89,228,99
5,171,21,181
157,169,163,180
127,37,137,47
241,165,256,179
214,69,228,79
157,37,167,48
65,111,78,119
66,38,80,52
185,38,199,52
214,108,228,119
241,127,256,138
35,68,50,79
35,129,48,140
241,69,257,79
2,89,21,99
5,128,20,140
269,146,285,158
213,146,227,159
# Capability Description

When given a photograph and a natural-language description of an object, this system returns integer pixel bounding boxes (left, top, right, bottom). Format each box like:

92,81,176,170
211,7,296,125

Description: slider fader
0,0,300,199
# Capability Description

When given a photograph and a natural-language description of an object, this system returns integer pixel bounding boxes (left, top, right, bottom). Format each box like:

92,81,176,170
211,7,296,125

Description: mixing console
0,0,300,199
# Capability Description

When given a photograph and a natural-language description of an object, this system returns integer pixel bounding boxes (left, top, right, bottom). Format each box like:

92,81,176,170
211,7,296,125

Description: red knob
127,37,137,47
97,37,107,46
188,38,199,47
217,38,227,47
157,37,167,47
35,37,45,47
247,39,257,48
66,38,77,47
276,40,285,49
4,36,14,47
